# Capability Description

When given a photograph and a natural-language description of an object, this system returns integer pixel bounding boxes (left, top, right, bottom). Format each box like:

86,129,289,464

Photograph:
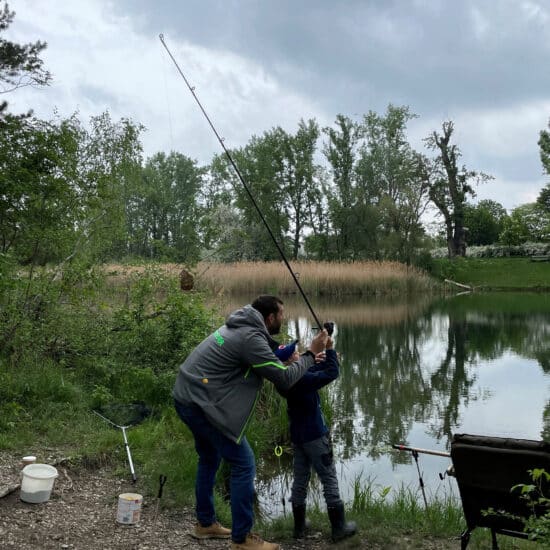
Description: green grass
432,257,550,290
1,259,546,548
265,479,537,549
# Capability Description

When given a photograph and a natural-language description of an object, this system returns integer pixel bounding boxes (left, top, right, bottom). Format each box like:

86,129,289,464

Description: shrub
431,242,550,259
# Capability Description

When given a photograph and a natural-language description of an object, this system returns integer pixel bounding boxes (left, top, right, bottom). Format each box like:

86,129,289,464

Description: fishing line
159,33,322,330
160,39,175,150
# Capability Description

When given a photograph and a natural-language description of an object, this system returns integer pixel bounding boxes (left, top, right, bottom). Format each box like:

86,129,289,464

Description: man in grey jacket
173,295,328,550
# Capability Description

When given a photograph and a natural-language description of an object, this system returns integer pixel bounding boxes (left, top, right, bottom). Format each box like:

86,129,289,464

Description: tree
225,131,290,261
129,151,204,262
0,1,51,117
356,105,431,262
0,114,81,264
323,115,361,259
499,203,550,244
463,199,508,246
425,121,492,258
538,120,550,214
279,119,322,260
539,119,550,176
538,184,550,213
322,107,430,263
79,112,144,260
207,122,323,262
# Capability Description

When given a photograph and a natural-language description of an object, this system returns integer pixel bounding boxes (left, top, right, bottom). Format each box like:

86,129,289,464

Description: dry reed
102,260,437,297
194,260,436,296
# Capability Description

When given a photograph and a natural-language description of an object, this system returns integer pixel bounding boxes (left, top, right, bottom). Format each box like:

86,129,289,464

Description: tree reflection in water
227,292,550,514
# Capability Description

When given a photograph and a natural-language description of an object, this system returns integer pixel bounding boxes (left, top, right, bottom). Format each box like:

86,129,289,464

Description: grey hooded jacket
173,304,315,443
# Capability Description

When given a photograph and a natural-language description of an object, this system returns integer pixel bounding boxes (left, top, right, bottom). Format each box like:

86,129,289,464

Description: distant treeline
2,107,550,272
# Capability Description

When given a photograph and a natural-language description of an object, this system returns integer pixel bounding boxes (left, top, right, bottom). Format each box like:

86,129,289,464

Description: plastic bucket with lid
20,464,58,503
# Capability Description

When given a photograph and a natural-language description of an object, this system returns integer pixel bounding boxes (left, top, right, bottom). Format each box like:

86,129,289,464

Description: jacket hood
226,304,278,348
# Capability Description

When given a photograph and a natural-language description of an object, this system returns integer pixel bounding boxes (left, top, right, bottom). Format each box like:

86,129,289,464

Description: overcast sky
6,0,550,212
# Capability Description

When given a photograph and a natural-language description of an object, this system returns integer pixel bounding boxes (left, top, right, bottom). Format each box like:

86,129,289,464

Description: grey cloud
115,0,550,118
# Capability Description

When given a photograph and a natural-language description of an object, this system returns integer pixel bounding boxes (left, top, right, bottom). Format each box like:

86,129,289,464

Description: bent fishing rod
159,33,325,332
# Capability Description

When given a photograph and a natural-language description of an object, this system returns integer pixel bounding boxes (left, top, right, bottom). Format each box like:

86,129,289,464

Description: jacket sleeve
243,332,315,390
290,349,339,392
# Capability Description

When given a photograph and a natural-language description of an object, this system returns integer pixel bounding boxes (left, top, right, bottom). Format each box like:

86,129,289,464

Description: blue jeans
174,400,255,542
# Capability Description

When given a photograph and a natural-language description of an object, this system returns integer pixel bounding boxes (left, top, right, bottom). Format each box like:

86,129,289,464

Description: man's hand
309,328,328,355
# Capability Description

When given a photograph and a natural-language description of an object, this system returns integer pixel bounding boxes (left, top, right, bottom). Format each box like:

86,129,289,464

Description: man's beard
268,320,281,335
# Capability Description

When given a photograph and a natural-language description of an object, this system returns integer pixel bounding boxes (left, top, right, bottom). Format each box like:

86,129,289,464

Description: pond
224,292,550,518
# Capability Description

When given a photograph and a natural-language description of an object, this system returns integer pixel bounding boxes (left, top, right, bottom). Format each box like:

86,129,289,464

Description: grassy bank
432,257,550,290
0,262,542,548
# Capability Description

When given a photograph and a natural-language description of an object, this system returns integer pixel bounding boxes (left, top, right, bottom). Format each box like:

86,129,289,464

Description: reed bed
195,260,437,296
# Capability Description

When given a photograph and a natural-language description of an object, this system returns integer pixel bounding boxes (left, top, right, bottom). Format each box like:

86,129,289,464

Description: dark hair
251,295,283,320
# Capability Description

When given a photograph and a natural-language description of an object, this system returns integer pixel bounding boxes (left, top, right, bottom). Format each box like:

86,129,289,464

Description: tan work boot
190,521,231,539
230,532,280,550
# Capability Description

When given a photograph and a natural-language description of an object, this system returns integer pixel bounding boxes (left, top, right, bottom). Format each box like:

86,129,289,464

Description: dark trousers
290,435,341,507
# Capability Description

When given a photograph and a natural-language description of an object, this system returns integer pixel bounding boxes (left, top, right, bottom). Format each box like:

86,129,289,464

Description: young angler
276,337,357,542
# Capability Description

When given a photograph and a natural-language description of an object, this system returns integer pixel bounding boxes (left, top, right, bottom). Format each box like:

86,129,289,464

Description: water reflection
223,292,550,515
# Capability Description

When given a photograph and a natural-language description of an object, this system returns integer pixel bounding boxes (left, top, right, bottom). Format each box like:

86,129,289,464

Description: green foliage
0,1,51,118
320,106,433,263
431,241,550,259
358,105,430,263
350,477,464,537
128,152,204,262
512,468,550,544
0,110,144,267
80,112,144,260
500,203,550,244
539,119,550,179
0,114,82,264
485,468,550,545
207,120,324,262
247,382,290,452
537,184,550,213
0,262,218,445
464,200,507,245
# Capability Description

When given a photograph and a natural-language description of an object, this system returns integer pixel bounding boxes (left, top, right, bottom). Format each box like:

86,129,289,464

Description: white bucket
116,493,143,525
20,464,58,503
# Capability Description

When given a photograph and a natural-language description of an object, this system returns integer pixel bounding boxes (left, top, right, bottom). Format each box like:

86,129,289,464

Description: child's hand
284,351,300,365
315,351,326,363
326,336,333,350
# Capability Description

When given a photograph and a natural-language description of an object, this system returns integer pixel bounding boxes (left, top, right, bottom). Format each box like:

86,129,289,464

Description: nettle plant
512,468,550,544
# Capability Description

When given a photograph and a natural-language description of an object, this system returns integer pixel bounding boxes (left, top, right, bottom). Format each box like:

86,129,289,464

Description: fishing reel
323,321,335,336
439,464,456,480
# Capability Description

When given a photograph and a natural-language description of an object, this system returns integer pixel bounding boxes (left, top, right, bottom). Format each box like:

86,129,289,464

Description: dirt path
1,453,460,549
0,453,337,550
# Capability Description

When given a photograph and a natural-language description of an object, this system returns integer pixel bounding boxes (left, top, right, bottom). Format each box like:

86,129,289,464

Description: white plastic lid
21,463,58,479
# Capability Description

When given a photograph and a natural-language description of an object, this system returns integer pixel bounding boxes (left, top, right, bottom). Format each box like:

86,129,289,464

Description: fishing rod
159,34,324,331
392,444,450,458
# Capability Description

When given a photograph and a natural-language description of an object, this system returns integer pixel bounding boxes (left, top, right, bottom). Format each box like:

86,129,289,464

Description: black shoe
327,502,357,542
291,503,311,539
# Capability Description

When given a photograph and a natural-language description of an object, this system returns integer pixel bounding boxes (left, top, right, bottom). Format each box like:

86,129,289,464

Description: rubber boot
291,503,311,538
327,502,357,542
